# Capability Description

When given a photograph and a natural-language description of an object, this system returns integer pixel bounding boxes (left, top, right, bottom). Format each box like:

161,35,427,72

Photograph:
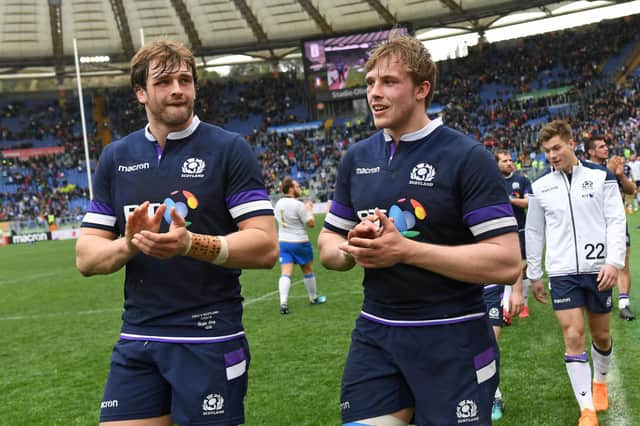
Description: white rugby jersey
526,161,626,280
274,196,312,242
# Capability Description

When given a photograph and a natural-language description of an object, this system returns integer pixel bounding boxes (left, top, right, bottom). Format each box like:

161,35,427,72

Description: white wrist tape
212,235,229,265
183,231,193,256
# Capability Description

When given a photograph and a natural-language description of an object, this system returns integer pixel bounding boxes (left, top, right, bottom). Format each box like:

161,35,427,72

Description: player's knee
344,415,409,426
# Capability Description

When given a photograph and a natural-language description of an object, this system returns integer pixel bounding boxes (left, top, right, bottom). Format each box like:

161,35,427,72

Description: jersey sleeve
323,149,358,236
524,190,545,281
299,201,313,225
460,145,518,241
80,144,118,234
603,171,627,270
224,135,274,223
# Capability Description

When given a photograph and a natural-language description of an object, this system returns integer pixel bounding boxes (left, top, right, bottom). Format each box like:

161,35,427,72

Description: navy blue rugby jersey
324,119,517,324
504,172,531,230
81,117,273,342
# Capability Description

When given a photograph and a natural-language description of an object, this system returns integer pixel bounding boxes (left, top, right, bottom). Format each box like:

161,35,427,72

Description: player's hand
347,215,382,240
124,201,165,253
341,209,407,268
607,156,624,177
531,279,548,304
132,207,191,259
597,264,619,291
509,288,525,317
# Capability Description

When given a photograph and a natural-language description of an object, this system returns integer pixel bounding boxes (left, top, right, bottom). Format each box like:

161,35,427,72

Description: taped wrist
186,232,229,265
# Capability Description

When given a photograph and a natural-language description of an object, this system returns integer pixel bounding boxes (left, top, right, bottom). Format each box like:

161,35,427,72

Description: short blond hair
365,34,437,106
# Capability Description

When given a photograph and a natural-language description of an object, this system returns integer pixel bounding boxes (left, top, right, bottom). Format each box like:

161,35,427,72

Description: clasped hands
339,208,408,268
125,201,191,259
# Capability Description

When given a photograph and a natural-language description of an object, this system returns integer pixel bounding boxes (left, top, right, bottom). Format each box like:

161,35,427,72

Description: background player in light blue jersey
274,176,326,314
527,121,626,426
76,39,278,426
319,34,521,426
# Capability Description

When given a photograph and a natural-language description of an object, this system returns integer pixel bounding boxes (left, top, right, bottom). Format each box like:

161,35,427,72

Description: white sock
619,294,630,309
279,274,291,305
501,285,512,312
304,273,317,301
591,340,612,384
522,279,531,305
494,386,502,400
565,353,594,411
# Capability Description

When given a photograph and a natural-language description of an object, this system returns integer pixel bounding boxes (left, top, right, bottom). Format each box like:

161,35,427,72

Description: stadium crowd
1,14,640,224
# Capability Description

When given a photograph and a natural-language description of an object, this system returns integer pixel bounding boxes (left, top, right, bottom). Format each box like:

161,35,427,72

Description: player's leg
278,242,295,314
518,233,531,318
550,276,596,422
344,409,412,426
402,318,498,425
588,312,612,412
483,285,504,421
99,340,173,425
556,308,598,420
585,275,614,413
296,242,325,304
618,245,635,320
501,284,513,326
340,318,414,425
159,338,250,426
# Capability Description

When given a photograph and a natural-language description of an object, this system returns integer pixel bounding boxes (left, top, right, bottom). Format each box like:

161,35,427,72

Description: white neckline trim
145,115,200,141
383,117,443,142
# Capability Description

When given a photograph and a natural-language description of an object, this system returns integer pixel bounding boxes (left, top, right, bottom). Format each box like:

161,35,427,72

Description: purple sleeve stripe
464,203,514,227
473,347,495,369
564,352,588,363
226,189,269,208
87,200,114,215
329,200,357,221
224,347,246,366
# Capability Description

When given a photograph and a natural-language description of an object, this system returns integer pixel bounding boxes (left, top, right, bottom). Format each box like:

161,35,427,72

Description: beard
151,101,194,128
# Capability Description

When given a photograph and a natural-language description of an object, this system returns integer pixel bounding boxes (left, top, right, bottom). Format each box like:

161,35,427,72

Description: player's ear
134,85,148,105
416,80,430,102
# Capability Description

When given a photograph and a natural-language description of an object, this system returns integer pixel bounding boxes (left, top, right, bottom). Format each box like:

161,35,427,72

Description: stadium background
1,0,640,425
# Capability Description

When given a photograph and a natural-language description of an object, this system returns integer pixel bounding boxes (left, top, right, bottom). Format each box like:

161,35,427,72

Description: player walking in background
527,121,626,426
275,176,326,315
484,149,527,421
496,149,531,318
75,39,278,426
585,136,636,321
319,34,521,426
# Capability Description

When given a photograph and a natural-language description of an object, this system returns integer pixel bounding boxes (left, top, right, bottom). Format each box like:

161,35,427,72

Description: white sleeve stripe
469,216,517,236
83,212,117,227
325,212,357,231
229,200,274,219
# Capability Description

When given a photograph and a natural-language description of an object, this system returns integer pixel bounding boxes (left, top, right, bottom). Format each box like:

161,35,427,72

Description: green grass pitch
1,214,639,425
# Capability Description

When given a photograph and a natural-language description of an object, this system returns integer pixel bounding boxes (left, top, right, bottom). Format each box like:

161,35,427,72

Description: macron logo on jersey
356,166,380,175
118,162,150,173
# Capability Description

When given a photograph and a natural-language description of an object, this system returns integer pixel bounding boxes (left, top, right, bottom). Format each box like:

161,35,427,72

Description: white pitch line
604,352,630,426
0,308,122,321
0,279,318,321
0,271,61,286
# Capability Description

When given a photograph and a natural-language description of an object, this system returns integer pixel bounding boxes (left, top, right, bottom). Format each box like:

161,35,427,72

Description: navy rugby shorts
483,285,504,328
100,337,250,425
340,316,498,425
549,274,613,313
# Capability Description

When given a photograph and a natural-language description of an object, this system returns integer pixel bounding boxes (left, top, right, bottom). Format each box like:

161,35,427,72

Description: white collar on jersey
144,115,201,141
383,117,443,142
